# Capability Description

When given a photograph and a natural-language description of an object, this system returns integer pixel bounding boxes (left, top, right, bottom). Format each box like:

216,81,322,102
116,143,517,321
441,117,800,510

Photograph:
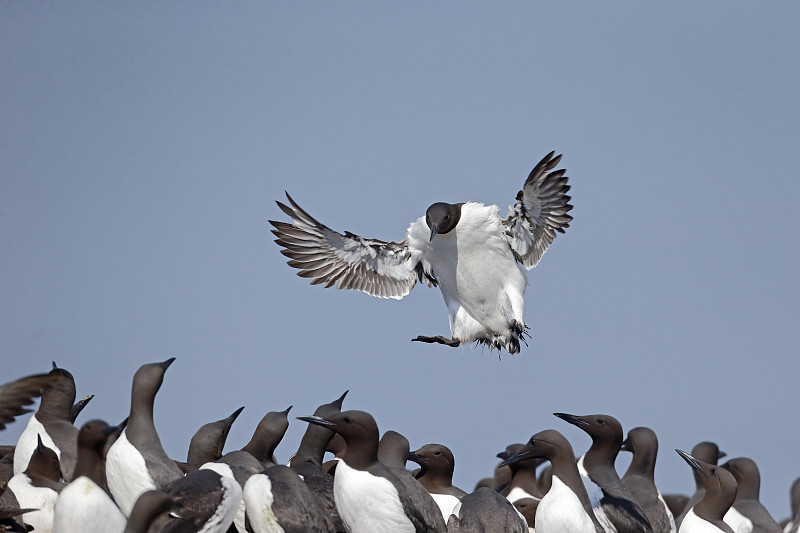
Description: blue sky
2,1,799,519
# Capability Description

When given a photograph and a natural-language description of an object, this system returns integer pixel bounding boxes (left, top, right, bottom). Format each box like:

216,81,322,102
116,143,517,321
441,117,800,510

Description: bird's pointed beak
297,415,335,427
553,412,589,427
498,450,530,468
676,449,701,471
429,224,438,242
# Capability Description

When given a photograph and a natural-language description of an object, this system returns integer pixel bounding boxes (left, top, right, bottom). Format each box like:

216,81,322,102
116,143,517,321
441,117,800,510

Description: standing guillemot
676,442,727,528
621,426,677,533
499,429,605,533
270,151,573,354
378,430,411,470
243,464,335,533
497,443,544,502
289,390,348,532
555,412,653,533
106,358,184,516
145,468,241,533
721,457,781,533
675,450,737,533
123,490,176,533
52,419,127,533
408,443,467,520
298,409,447,533
447,487,528,533
14,363,80,481
6,435,62,532
179,406,244,473
513,497,539,531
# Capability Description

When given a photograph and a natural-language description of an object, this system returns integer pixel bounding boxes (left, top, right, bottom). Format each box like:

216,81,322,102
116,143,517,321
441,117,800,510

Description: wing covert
503,151,574,269
269,193,420,300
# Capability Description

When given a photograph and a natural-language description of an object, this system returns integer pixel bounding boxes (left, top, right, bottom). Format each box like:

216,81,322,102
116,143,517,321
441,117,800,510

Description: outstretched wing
503,151,573,269
0,373,59,430
269,193,422,300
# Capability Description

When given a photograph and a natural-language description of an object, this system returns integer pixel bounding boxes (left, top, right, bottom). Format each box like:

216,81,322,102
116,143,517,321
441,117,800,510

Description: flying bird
269,151,573,354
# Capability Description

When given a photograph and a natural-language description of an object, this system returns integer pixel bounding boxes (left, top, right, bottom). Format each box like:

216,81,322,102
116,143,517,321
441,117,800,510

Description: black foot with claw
412,335,461,347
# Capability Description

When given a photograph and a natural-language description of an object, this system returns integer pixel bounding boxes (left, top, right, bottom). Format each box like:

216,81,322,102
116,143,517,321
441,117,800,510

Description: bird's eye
434,451,441,456
445,215,450,220
529,439,536,446
597,419,605,424
711,468,716,474
343,417,351,424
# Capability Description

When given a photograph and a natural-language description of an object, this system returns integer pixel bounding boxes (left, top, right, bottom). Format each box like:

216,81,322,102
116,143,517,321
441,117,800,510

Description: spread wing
503,151,574,269
0,373,59,430
269,193,423,300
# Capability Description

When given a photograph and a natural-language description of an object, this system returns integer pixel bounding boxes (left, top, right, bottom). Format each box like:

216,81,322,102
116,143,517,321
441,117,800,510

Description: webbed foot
412,335,461,347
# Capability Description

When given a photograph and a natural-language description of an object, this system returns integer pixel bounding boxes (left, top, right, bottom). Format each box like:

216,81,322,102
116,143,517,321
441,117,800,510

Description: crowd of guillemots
1,360,798,533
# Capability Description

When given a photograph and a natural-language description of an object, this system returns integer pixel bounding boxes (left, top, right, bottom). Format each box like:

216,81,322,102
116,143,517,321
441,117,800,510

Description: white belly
243,473,286,533
14,415,61,476
536,475,597,533
8,473,59,532
52,476,126,533
105,430,157,516
333,461,414,533
507,486,539,503
431,493,461,521
723,507,753,533
201,462,246,533
680,509,729,533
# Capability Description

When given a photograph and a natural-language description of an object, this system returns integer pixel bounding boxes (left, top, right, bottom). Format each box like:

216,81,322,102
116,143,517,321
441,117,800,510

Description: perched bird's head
425,202,462,241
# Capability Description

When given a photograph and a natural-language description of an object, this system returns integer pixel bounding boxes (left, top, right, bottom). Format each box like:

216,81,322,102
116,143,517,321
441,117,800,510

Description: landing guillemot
270,151,573,354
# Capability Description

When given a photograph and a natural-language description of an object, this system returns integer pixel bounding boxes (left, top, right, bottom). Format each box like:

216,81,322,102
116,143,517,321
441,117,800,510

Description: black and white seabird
123,489,176,533
675,449,737,533
289,390,348,532
720,457,781,533
5,435,62,532
513,497,539,531
499,429,605,533
180,406,244,474
14,363,80,481
106,358,184,516
408,443,467,520
555,412,653,533
299,409,447,533
676,441,727,528
146,468,242,533
621,426,676,533
243,464,335,533
498,443,544,503
52,419,127,533
270,151,573,354
446,487,528,533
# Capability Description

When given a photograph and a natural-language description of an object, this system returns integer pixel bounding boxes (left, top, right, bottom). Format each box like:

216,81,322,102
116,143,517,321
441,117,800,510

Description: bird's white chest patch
681,509,730,533
52,476,126,533
723,506,753,533
577,454,617,533
105,430,157,516
14,415,61,476
536,475,597,533
333,460,414,533
430,492,461,521
243,474,285,533
507,486,538,503
8,473,58,532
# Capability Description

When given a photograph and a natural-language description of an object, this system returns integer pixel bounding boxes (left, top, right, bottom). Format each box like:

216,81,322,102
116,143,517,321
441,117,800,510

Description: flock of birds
0,152,794,532
0,361,799,533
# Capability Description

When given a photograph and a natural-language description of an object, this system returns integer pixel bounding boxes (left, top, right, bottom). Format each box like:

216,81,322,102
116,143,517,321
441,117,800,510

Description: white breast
536,475,597,533
201,462,246,533
105,429,157,516
7,473,59,532
577,454,617,533
333,460,415,533
680,509,729,533
198,475,242,533
723,506,753,533
507,486,538,503
243,473,286,533
430,493,461,521
14,415,61,476
52,476,126,533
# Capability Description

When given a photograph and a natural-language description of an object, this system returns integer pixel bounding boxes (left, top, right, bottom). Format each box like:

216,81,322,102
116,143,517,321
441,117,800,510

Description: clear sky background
2,1,799,519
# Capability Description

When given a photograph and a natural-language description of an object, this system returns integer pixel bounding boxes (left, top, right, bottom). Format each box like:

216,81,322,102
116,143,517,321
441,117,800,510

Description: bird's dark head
425,202,462,241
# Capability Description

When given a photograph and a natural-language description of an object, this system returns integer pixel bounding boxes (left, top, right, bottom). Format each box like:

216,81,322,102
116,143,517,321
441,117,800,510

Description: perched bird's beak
498,449,530,468
429,224,438,242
